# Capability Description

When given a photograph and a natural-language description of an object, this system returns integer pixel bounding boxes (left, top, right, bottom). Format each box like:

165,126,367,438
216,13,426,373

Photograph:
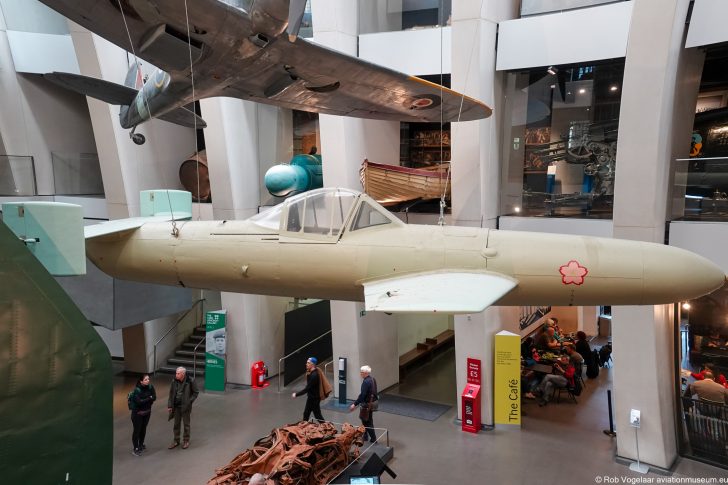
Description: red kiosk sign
467,358,481,385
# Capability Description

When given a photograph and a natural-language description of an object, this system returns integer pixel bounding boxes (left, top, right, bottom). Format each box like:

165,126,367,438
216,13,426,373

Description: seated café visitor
690,363,728,389
705,331,724,348
574,331,591,362
534,355,575,406
566,345,584,368
537,326,560,351
686,371,728,404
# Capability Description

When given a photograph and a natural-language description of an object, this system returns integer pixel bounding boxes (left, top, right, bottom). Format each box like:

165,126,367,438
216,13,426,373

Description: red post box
461,383,481,433
251,361,269,389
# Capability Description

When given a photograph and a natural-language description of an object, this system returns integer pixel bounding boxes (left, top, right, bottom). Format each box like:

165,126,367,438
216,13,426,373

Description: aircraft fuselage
85,220,725,308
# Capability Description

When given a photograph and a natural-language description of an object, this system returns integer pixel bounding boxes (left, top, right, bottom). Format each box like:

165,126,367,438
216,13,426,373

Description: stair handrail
191,334,207,379
152,298,205,374
277,330,332,392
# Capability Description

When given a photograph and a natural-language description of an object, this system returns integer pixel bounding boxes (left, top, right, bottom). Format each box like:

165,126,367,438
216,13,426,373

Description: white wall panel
669,221,728,273
359,27,451,75
685,0,728,48
496,1,633,71
498,215,613,237
6,31,79,74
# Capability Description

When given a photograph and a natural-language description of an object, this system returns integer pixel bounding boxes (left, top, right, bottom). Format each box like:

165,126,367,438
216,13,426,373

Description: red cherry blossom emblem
559,260,588,285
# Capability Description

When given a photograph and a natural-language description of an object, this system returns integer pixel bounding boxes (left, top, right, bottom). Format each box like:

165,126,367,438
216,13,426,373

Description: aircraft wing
362,270,518,314
225,37,492,123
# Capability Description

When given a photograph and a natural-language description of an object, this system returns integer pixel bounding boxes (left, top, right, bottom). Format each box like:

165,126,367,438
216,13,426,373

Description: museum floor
111,349,724,485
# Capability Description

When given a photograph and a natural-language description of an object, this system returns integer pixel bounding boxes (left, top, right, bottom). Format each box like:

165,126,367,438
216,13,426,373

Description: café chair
552,383,578,404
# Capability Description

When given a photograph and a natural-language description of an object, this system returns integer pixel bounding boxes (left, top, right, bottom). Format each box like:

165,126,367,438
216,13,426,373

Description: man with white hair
167,366,199,449
349,365,378,443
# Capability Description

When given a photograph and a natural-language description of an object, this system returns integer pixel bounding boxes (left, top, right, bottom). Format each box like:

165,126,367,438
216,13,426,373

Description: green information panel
205,310,227,392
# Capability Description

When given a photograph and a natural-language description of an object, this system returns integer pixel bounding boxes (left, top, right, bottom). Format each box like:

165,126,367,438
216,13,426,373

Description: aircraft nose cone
264,164,299,197
642,243,725,304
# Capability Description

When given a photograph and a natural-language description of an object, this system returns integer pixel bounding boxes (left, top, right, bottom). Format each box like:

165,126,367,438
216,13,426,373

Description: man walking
349,365,378,443
167,366,199,449
292,357,325,422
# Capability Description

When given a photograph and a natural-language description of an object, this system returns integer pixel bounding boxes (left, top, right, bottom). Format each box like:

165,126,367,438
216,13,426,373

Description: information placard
494,330,521,426
205,310,227,392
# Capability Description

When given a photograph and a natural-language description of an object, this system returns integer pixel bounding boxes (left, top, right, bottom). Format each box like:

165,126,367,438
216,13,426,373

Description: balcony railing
674,156,728,222
0,155,37,196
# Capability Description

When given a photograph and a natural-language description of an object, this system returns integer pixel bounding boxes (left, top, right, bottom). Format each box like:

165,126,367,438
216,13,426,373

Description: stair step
168,357,199,366
181,342,201,349
158,365,205,376
176,350,206,359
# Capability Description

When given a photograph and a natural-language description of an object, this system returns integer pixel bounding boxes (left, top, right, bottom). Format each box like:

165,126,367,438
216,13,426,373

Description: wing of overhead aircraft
39,0,491,124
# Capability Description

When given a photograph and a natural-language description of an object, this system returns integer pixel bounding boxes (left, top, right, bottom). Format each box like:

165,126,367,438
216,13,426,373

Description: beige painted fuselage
86,217,725,308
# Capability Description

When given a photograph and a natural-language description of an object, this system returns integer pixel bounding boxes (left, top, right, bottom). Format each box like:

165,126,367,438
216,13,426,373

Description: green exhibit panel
1,201,85,276
0,221,112,484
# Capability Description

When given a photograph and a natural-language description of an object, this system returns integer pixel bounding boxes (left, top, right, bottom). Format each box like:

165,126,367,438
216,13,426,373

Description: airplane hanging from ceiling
4,188,725,314
39,0,491,145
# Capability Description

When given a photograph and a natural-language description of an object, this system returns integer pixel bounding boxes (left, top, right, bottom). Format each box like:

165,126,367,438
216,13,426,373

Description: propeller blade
286,0,308,42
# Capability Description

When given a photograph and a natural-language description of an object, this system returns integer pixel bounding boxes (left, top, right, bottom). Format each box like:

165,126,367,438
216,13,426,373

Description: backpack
572,376,583,396
586,350,600,378
127,390,135,410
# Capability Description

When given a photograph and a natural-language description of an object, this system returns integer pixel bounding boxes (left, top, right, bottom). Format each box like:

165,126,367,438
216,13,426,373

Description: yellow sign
494,330,521,426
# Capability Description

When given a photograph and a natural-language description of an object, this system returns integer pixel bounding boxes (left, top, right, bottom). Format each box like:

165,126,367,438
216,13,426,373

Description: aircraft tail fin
124,61,144,89
44,72,137,106
1,201,86,276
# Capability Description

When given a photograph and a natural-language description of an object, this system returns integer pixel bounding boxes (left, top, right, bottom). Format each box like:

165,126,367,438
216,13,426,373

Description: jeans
539,375,568,402
131,411,151,450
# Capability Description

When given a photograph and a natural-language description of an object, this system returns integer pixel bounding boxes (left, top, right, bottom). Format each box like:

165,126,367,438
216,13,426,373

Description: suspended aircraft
39,0,491,145
4,188,725,313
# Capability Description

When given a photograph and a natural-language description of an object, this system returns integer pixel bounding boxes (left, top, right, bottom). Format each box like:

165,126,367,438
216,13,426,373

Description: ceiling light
514,206,521,213
547,66,557,76
550,84,556,89
610,85,619,91
579,88,586,94
682,302,691,310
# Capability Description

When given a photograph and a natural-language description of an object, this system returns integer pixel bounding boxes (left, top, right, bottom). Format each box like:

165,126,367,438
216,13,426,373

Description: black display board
688,283,728,337
284,300,332,386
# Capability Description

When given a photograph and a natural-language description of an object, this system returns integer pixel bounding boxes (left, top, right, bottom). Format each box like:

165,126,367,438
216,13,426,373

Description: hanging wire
438,0,487,226
183,0,202,221
116,0,176,235
437,0,446,226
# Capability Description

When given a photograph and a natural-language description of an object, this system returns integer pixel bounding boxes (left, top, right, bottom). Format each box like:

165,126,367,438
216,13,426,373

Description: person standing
349,365,378,443
130,374,156,456
292,357,325,422
167,366,199,450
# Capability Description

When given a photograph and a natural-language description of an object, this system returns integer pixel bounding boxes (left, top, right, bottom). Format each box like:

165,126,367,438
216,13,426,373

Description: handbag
359,405,370,421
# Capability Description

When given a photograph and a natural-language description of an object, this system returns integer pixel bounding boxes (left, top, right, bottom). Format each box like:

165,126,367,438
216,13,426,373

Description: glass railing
51,152,104,196
0,155,37,196
358,0,451,34
674,157,728,221
520,0,627,17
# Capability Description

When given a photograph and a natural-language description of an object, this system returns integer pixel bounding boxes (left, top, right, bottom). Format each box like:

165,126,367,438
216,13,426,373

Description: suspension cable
183,0,202,221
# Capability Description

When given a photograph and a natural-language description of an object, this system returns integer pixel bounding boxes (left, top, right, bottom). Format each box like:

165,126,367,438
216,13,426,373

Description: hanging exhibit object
179,151,211,202
265,154,323,197
3,187,726,315
360,159,450,207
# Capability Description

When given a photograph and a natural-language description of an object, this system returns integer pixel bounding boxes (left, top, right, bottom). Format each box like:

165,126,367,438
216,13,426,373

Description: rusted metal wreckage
207,421,365,485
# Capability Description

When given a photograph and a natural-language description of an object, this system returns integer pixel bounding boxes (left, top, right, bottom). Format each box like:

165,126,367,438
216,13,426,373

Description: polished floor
112,352,724,485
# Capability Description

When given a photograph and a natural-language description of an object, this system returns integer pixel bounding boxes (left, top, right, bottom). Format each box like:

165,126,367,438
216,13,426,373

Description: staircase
157,326,207,376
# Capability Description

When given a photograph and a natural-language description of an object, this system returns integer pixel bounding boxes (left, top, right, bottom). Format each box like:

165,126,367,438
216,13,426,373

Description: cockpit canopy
249,188,401,240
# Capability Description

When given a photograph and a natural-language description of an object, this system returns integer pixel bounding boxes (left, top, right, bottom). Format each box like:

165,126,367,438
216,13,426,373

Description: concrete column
454,306,520,425
577,306,598,337
450,0,518,228
611,0,702,469
200,97,290,385
451,0,518,426
310,0,399,394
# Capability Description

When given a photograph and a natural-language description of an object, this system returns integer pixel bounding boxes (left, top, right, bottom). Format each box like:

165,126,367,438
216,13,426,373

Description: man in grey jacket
167,366,199,449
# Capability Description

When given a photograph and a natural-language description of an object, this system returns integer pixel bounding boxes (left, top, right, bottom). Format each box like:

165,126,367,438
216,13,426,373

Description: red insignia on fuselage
559,260,588,285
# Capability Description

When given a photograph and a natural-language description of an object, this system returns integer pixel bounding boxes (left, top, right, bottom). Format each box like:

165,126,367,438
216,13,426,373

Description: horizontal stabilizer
363,270,518,314
157,105,207,129
84,215,184,240
2,202,86,275
44,72,137,105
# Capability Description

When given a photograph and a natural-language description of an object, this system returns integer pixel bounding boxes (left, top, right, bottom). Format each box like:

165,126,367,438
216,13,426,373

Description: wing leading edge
363,270,518,314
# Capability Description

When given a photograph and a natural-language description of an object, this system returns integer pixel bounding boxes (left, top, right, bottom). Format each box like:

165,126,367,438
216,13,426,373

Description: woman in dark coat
130,374,156,456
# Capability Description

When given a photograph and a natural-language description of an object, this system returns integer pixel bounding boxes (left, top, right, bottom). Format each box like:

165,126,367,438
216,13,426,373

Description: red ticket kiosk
461,383,481,433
